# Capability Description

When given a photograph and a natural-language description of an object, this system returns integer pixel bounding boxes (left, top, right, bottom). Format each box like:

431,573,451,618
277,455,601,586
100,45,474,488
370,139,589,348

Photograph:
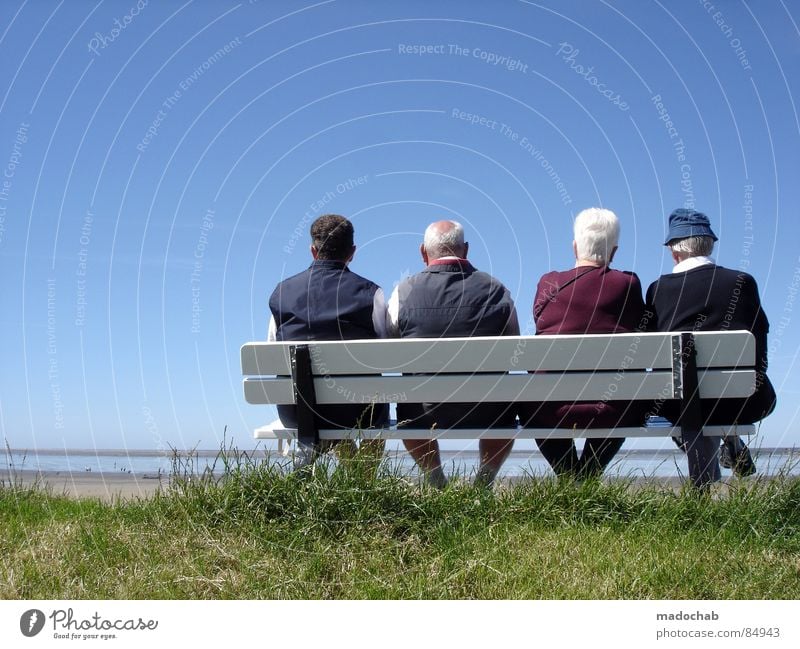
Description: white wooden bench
241,331,757,487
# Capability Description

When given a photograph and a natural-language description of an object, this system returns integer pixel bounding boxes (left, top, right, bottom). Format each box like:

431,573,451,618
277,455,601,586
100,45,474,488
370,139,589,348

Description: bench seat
241,331,758,486
254,424,754,441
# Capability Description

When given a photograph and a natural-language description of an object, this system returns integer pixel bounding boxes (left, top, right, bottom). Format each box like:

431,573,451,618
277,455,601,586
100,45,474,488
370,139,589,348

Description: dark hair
310,214,354,260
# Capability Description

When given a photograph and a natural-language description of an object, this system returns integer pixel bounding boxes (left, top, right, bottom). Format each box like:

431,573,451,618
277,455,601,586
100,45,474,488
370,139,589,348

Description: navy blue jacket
645,264,775,424
269,260,388,430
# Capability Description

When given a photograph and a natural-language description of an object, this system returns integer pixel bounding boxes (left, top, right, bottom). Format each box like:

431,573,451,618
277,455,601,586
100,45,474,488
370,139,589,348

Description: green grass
1,452,799,599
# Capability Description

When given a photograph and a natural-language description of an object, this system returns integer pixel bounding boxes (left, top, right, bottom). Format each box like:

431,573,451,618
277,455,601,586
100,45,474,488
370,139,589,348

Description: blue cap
664,208,718,245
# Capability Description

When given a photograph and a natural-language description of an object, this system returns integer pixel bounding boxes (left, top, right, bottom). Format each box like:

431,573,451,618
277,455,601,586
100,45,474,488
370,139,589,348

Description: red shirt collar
429,257,470,266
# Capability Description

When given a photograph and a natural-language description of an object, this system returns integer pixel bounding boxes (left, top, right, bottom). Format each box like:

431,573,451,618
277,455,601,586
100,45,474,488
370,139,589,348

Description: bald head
422,220,467,263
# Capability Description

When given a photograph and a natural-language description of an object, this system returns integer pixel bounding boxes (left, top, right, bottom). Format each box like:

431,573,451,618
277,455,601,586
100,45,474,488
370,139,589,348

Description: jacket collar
425,258,474,272
672,255,715,273
309,259,348,270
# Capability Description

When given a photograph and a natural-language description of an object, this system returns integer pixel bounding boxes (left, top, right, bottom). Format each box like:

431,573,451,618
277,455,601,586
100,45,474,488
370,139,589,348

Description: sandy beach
1,467,730,501
0,469,168,501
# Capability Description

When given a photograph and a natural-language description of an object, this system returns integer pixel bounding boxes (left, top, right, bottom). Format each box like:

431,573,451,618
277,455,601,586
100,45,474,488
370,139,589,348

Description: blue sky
1,0,798,452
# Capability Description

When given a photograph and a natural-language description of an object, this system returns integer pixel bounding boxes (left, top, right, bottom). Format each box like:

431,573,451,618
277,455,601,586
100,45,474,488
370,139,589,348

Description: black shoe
672,436,688,453
473,464,498,489
425,467,449,489
719,439,733,469
720,437,756,477
292,442,319,473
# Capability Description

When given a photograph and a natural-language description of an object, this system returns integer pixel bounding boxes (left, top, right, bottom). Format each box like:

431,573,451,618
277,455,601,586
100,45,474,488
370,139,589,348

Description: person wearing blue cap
644,208,776,478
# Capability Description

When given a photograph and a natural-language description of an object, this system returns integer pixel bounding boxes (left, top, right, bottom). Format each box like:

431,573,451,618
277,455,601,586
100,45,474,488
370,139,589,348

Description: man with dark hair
387,220,519,488
645,208,776,478
269,214,388,469
309,213,354,261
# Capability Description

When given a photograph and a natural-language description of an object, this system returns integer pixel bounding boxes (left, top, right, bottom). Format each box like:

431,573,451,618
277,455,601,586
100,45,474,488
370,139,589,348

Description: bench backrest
241,331,756,406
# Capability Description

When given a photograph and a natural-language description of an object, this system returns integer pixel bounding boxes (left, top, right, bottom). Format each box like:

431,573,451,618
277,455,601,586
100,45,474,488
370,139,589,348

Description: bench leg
677,333,721,489
684,433,721,488
291,344,320,450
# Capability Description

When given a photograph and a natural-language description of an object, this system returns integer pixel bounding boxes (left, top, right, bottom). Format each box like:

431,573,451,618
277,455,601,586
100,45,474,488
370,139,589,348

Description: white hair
669,235,715,257
573,207,620,264
423,220,465,259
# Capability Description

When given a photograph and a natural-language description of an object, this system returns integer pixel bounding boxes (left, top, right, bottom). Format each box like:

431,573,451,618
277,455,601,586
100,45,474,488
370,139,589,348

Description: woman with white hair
520,207,648,478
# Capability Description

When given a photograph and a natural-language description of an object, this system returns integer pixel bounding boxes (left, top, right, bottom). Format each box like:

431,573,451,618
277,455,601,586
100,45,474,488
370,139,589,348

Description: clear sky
1,0,798,453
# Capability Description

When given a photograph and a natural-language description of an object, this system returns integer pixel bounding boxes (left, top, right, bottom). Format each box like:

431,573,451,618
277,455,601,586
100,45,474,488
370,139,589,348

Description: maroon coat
524,265,647,428
534,265,645,335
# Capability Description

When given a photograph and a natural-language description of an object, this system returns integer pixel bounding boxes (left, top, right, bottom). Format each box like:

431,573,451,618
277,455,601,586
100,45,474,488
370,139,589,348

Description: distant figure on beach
519,207,648,479
387,220,519,488
268,214,389,470
645,208,776,478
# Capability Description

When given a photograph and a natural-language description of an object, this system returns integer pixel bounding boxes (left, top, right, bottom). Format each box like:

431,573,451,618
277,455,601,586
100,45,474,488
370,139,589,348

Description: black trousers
519,401,648,479
277,403,389,431
661,375,776,432
535,437,625,479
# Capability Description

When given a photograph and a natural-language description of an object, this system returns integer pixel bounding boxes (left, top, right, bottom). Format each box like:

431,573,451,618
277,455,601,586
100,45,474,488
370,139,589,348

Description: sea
4,447,799,480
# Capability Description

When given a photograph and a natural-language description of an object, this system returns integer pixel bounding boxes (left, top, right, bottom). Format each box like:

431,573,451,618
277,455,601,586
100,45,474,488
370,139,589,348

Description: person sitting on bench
387,220,520,488
268,214,389,470
520,207,649,479
645,208,776,478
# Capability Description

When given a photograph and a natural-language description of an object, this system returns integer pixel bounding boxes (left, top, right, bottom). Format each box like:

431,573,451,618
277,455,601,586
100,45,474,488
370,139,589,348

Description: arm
505,302,521,336
642,280,659,332
532,273,556,330
743,274,770,373
386,286,401,337
502,282,521,336
623,273,646,332
372,287,388,338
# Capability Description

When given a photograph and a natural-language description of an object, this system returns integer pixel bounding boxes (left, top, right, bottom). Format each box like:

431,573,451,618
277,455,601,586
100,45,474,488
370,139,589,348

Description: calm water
4,447,799,479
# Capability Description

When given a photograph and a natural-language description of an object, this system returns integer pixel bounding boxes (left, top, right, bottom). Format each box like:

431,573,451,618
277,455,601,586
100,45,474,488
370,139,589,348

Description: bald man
387,220,519,488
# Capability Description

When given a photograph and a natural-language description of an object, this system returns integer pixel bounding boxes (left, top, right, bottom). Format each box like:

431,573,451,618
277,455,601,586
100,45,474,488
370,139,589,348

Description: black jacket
391,260,518,429
645,263,775,424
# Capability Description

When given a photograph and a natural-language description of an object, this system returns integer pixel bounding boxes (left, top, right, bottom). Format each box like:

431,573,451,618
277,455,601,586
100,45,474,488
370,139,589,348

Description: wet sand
1,467,744,502
0,469,168,501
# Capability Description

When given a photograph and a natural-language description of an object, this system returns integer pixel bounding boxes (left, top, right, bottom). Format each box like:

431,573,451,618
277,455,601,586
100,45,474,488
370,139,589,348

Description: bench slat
243,369,755,405
241,331,754,376
244,371,671,404
693,331,756,370
697,368,757,399
254,424,756,440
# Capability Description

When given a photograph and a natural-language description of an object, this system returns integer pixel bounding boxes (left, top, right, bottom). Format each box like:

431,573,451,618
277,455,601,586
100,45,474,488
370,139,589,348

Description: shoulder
270,267,310,293
648,267,690,286
692,265,759,292
720,267,762,298
535,268,572,290
645,271,677,299
533,269,565,296
712,265,756,282
279,266,311,283
608,268,641,285
391,271,423,302
468,270,515,304
538,269,564,284
395,270,425,290
473,269,512,291
345,267,381,291
474,268,506,283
